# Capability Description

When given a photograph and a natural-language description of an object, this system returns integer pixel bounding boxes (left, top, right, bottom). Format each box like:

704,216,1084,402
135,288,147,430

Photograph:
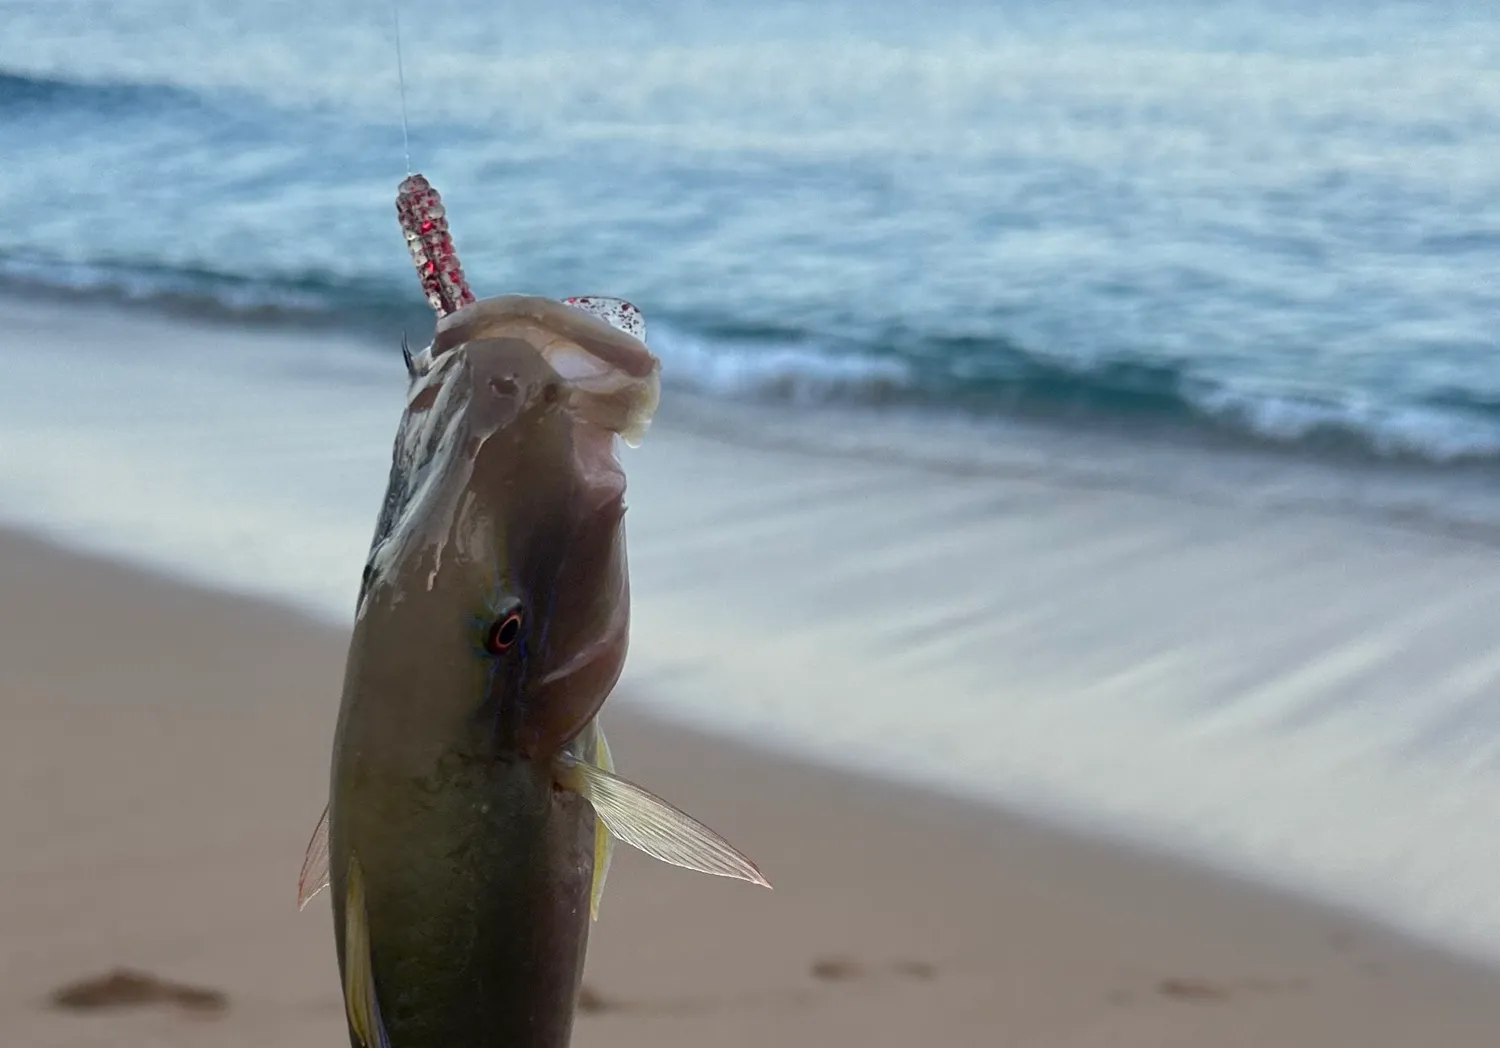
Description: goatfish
296,293,769,1048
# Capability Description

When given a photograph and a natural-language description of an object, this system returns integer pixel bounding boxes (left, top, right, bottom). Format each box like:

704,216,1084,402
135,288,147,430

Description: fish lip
424,295,663,449
430,294,659,376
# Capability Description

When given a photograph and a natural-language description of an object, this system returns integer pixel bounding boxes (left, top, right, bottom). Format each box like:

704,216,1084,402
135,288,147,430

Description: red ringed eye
486,612,523,654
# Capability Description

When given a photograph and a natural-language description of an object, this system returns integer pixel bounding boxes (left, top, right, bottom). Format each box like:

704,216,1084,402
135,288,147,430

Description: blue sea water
3,0,1498,461
6,0,1500,964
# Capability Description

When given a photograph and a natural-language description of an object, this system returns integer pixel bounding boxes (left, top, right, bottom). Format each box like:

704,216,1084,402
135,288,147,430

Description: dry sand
2,526,1500,1047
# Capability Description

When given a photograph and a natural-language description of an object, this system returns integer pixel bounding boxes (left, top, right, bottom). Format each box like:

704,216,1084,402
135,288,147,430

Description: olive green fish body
329,308,630,1048
330,728,600,1048
305,296,769,1048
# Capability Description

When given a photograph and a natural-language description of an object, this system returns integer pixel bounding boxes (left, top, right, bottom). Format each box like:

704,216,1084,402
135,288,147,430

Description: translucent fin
562,295,648,343
344,855,392,1048
589,725,617,921
298,804,330,910
555,753,770,889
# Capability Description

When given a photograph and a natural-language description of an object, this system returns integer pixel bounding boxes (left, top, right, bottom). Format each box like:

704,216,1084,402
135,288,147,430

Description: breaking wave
6,257,1500,468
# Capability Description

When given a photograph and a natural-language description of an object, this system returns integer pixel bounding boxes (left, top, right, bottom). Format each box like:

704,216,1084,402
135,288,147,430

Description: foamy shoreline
7,295,1500,969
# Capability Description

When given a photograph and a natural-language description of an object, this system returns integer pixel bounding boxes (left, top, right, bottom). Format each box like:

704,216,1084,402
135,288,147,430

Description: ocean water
6,0,1500,961
4,0,1500,461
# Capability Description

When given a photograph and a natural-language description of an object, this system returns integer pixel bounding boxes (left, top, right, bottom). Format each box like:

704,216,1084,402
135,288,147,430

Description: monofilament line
391,0,412,175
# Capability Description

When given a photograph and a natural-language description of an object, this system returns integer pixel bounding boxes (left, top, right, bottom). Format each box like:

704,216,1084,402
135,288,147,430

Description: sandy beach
3,524,1500,1048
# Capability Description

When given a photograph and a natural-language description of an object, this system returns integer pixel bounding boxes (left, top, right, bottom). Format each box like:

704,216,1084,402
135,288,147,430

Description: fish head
352,295,660,762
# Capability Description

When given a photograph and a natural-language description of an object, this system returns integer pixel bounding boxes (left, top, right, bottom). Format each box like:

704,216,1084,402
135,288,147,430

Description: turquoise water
3,0,1499,460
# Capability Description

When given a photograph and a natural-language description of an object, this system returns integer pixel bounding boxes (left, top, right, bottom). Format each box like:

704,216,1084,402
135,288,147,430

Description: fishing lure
393,172,649,344
395,174,476,317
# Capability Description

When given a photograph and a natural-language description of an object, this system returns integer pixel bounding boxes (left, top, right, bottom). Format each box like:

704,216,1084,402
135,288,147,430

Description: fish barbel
297,292,769,1048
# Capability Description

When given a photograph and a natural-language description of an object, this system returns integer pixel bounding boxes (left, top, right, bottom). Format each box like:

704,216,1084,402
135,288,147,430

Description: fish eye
484,608,524,655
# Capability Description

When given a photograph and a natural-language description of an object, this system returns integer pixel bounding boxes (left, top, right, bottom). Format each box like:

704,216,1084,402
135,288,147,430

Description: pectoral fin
555,753,770,889
344,855,392,1048
298,804,330,910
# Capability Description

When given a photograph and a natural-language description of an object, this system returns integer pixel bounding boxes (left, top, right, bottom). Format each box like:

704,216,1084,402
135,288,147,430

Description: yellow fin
555,753,770,889
298,804,330,910
589,725,617,921
343,855,392,1048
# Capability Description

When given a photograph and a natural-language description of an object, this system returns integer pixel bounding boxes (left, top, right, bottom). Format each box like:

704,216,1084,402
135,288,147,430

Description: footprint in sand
577,983,814,1016
577,984,613,1014
1156,977,1232,1002
48,968,228,1018
810,956,867,982
1118,975,1308,1006
576,954,937,1018
810,956,936,983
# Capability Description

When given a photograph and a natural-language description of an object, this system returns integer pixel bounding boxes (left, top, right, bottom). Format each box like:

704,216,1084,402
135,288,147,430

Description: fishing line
387,0,474,319
391,0,412,175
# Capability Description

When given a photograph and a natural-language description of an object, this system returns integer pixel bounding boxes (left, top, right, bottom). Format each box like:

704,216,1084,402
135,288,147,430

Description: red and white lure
395,174,476,317
392,174,648,343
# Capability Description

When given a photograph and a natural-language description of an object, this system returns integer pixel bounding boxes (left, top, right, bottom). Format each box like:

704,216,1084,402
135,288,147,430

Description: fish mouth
432,295,657,378
430,294,662,446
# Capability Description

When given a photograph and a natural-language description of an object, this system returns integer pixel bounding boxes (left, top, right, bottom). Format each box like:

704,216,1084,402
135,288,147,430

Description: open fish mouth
423,293,662,447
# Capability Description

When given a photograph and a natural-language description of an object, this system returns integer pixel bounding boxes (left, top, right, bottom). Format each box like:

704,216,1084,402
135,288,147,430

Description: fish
297,294,769,1048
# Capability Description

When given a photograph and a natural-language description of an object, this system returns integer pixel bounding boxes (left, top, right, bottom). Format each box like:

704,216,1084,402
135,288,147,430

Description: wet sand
2,527,1500,1048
